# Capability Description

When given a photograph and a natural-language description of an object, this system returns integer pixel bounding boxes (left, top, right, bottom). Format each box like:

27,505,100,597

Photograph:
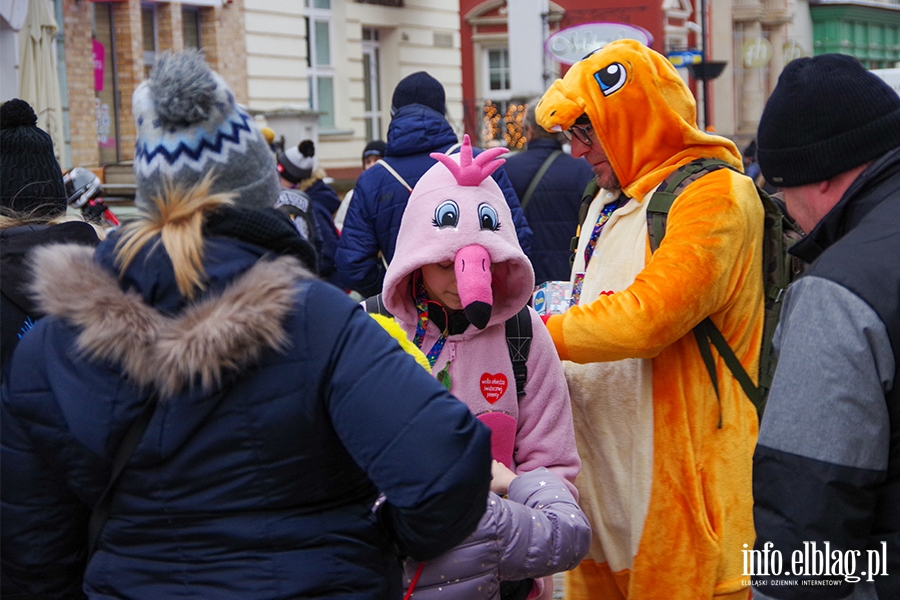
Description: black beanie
362,140,385,163
391,72,446,116
0,98,68,218
757,54,900,187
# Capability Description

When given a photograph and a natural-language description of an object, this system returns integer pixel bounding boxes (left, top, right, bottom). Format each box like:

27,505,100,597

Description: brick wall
157,2,185,53
60,0,248,167
62,0,98,168
201,0,249,104
111,0,144,162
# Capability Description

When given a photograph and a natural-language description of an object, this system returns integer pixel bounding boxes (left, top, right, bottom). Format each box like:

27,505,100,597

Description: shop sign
546,22,653,65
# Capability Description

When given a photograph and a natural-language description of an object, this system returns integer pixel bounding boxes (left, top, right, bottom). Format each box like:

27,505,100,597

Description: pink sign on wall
93,39,104,92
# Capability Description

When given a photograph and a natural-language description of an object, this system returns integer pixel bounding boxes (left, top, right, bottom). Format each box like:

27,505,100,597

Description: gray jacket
752,147,900,599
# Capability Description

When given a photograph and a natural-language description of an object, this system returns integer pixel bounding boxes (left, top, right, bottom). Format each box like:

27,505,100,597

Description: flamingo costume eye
433,200,460,228
478,203,500,231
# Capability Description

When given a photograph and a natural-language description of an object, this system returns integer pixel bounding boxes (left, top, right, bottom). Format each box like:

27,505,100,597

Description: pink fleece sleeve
513,308,581,499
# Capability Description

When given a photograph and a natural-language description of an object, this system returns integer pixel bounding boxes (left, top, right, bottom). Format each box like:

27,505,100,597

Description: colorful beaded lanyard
412,273,453,389
570,193,629,308
584,193,629,268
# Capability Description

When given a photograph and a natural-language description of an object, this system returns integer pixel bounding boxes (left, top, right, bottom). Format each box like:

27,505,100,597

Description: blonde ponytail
115,173,233,299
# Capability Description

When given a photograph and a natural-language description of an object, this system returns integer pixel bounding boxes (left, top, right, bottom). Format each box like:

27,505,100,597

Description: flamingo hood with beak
382,135,534,330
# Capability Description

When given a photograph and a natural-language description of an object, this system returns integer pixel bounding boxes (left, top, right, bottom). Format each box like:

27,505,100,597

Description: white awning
0,0,29,31
88,0,225,5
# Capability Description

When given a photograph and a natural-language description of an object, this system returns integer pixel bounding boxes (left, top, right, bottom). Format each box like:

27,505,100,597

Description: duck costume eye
478,203,500,231
433,200,460,228
594,62,627,96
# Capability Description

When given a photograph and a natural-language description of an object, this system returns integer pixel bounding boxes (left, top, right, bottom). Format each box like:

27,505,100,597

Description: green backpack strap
520,150,562,212
647,158,732,252
649,158,763,424
570,179,601,268
693,317,762,428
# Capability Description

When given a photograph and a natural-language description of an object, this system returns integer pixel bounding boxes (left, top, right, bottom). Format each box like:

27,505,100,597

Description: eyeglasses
563,123,594,146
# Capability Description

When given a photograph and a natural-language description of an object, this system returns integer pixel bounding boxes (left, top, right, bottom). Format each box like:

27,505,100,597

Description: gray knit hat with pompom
132,50,280,211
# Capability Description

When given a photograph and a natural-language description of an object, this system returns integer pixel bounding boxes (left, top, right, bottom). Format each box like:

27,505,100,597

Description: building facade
16,1,896,183
458,0,815,151
243,0,465,182
2,0,247,174
809,0,900,68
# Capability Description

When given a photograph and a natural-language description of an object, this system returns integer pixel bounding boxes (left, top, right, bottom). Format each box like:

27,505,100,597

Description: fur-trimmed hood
27,243,311,398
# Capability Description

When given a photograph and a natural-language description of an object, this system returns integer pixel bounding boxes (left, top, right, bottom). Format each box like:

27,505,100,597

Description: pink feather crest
430,134,508,187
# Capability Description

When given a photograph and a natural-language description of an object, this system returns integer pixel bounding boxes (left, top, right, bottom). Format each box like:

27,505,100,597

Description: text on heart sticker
480,372,508,404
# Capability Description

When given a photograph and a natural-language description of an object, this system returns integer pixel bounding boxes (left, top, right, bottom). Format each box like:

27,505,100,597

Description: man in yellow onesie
536,40,763,599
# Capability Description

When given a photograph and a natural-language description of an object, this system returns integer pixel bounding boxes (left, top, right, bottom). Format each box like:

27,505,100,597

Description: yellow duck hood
535,39,742,199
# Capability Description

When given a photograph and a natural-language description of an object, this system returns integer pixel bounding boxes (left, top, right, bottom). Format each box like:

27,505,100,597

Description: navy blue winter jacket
305,178,344,286
504,138,594,284
335,104,533,297
1,232,491,599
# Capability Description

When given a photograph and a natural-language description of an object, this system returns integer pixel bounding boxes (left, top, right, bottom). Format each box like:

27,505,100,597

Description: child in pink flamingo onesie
381,135,586,600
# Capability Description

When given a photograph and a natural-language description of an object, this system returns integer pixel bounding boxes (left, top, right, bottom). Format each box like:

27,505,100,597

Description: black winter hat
362,140,385,163
391,72,446,116
0,98,67,218
757,54,900,187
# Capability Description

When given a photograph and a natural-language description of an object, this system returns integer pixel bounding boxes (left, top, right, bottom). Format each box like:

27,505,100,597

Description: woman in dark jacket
0,51,491,600
0,98,102,378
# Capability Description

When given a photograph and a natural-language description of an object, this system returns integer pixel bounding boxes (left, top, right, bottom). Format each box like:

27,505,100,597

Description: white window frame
306,1,335,129
483,46,512,101
182,6,202,50
362,27,382,141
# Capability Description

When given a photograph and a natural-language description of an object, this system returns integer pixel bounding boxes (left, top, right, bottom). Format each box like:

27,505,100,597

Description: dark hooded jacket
0,220,100,377
504,137,594,283
305,177,344,285
1,219,491,599
335,104,533,297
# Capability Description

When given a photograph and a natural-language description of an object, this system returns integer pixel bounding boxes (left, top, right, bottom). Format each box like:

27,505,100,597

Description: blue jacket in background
336,104,533,297
1,232,492,599
504,138,594,284
305,178,344,287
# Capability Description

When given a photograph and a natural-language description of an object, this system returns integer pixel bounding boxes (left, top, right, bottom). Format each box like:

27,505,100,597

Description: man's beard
594,168,621,191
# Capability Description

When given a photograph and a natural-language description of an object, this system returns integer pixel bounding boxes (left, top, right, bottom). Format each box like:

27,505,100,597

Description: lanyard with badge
412,273,453,390
570,193,629,307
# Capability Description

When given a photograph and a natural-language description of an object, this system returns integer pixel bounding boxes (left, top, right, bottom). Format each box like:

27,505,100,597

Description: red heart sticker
480,373,508,404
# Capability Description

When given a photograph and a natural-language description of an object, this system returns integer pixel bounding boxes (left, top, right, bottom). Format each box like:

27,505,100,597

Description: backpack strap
365,294,533,399
506,305,533,398
571,179,601,267
444,142,463,155
648,158,763,423
376,159,412,193
520,150,562,212
647,158,731,252
88,393,158,557
363,292,393,318
693,317,762,428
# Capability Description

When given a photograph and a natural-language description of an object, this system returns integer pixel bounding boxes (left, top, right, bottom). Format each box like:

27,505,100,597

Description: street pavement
552,572,565,599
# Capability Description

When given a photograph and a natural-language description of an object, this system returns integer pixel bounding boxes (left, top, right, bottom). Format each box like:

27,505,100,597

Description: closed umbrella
18,0,64,164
